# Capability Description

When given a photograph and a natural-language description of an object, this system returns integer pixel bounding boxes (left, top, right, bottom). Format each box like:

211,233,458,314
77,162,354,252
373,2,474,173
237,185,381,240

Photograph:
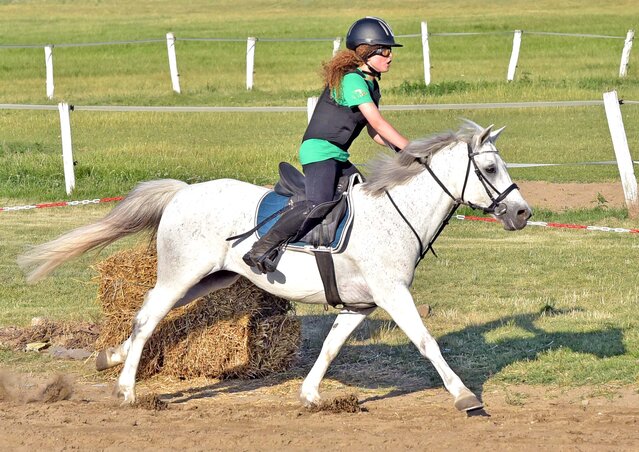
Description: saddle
232,162,361,309
258,162,361,251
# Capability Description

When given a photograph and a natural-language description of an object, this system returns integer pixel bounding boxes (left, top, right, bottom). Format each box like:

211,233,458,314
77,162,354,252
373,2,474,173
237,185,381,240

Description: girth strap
313,251,344,308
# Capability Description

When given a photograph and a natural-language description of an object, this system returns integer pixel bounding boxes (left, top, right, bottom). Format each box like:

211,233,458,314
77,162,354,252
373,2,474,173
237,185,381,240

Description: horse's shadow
160,307,625,405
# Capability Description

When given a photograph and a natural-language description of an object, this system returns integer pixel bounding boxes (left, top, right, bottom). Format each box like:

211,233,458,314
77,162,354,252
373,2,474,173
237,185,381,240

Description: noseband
385,141,519,266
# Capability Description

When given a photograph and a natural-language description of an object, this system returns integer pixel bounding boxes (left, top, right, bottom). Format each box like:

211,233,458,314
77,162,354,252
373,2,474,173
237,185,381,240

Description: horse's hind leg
300,306,375,407
173,270,239,308
96,271,240,372
114,282,187,403
96,338,132,371
115,266,238,403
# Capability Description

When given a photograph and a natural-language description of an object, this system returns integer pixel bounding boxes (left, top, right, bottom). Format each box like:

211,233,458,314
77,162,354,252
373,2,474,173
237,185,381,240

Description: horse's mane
362,121,482,197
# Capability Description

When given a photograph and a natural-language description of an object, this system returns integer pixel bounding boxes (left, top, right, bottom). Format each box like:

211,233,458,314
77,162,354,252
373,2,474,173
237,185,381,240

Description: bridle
426,142,519,216
384,141,519,266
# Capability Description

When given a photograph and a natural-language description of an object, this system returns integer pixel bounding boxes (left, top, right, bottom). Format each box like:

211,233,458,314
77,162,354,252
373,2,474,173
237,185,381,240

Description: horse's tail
18,179,187,284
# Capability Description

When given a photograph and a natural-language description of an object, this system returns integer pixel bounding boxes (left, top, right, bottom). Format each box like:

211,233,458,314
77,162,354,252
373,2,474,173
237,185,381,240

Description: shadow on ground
160,307,626,406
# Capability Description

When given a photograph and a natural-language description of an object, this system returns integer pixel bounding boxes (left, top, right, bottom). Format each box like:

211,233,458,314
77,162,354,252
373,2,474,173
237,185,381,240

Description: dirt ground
1,182,637,451
0,371,637,451
517,181,627,211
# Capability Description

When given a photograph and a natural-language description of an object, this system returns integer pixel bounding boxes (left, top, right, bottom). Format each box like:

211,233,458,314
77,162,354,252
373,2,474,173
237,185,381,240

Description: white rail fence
1,93,637,217
603,91,639,216
1,24,634,98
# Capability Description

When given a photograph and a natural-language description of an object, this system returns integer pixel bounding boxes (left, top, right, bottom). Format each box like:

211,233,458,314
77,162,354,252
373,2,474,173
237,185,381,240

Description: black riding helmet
345,16,403,51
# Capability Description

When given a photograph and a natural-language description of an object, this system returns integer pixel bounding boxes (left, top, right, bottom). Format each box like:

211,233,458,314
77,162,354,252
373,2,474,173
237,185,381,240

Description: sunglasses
371,47,392,58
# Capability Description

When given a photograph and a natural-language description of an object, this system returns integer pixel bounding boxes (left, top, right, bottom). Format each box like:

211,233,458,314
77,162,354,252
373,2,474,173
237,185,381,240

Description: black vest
302,72,381,152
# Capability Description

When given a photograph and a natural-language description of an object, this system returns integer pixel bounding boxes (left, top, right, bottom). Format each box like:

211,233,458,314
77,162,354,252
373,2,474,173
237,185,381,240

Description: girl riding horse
242,17,410,273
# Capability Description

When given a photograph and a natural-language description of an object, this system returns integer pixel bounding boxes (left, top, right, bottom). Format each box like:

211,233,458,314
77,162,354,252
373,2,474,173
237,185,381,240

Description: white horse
19,121,531,412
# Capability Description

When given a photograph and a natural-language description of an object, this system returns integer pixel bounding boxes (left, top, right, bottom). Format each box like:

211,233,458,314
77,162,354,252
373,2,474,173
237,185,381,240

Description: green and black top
300,70,381,165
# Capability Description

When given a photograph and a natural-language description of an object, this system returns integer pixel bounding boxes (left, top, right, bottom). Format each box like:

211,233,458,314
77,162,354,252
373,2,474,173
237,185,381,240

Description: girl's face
367,47,393,73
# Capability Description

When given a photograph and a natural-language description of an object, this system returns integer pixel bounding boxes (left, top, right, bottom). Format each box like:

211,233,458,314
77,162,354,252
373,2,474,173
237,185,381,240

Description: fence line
2,30,626,49
515,31,627,39
0,99,627,113
403,31,628,39
1,94,636,208
2,23,633,97
0,39,166,49
0,36,339,48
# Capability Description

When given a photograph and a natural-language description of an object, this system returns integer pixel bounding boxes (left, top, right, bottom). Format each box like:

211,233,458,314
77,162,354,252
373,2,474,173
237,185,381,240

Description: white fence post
507,30,523,82
58,102,75,195
421,21,431,86
332,37,342,56
619,29,634,77
166,32,181,93
246,37,256,90
603,90,639,217
45,45,55,99
307,97,318,123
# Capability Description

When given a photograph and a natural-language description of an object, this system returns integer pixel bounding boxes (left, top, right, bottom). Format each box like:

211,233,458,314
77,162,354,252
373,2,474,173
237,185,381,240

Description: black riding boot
243,203,309,273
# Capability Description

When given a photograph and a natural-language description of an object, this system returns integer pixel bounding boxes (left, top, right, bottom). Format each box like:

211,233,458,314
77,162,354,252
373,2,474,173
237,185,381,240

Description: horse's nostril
518,208,532,220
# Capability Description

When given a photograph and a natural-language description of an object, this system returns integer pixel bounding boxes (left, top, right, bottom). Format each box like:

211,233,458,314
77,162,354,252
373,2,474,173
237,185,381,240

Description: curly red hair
321,44,382,98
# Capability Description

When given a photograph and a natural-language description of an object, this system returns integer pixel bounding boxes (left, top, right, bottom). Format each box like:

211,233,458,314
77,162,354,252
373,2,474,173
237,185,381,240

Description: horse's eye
485,165,496,174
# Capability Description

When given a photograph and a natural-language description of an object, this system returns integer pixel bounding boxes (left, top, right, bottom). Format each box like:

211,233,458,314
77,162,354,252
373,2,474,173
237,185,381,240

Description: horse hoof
114,384,136,404
299,390,321,408
454,392,483,412
95,349,111,371
300,396,320,408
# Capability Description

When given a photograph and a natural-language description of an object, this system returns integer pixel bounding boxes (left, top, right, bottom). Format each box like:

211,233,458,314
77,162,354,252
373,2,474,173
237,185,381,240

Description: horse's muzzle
500,203,532,231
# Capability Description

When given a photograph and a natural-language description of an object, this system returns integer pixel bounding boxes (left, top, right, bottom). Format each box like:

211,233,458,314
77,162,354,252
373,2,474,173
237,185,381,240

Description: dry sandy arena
1,182,637,451
1,373,638,451
516,181,627,211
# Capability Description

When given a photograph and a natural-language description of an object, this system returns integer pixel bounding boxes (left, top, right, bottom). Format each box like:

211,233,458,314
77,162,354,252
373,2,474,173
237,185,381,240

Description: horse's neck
383,167,458,243
354,148,460,259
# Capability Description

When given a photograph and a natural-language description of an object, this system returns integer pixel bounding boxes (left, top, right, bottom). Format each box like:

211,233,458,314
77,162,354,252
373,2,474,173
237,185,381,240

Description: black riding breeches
302,159,360,207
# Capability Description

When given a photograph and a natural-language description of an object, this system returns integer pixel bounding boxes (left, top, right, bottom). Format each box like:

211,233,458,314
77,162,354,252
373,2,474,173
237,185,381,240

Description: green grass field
0,1,638,392
1,0,638,200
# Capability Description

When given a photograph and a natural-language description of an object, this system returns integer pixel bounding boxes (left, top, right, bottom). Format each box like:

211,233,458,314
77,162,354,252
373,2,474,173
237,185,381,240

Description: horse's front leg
375,286,482,412
300,306,375,407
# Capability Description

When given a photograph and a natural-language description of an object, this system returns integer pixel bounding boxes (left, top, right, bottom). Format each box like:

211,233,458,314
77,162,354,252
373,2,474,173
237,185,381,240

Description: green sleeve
338,73,373,107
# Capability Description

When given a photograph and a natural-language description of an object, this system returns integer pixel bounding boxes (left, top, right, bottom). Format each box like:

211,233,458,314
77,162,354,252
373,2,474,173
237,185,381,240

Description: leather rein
384,142,519,266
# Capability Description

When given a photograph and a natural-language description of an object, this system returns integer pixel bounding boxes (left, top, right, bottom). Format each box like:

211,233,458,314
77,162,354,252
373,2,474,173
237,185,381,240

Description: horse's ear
473,124,493,149
489,126,506,142
481,124,494,143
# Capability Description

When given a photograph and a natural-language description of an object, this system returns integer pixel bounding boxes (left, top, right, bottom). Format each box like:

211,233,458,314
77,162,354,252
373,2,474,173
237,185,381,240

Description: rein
384,189,458,263
386,141,519,267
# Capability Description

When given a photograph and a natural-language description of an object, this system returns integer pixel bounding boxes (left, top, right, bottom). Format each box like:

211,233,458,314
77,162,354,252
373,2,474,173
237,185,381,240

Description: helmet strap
362,63,381,80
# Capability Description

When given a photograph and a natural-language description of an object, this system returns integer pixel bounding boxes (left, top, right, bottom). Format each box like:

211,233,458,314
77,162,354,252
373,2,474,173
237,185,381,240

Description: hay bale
94,246,300,379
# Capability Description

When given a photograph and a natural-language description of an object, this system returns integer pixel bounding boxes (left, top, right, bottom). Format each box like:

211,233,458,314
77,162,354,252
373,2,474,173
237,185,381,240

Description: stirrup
255,248,280,273
243,247,281,274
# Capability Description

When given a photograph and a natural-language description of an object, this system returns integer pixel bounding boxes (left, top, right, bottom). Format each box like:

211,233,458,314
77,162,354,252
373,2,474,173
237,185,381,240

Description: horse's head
453,120,532,231
363,121,532,231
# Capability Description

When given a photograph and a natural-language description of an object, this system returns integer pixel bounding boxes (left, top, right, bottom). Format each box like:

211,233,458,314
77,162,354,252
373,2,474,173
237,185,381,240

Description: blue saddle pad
256,191,349,250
